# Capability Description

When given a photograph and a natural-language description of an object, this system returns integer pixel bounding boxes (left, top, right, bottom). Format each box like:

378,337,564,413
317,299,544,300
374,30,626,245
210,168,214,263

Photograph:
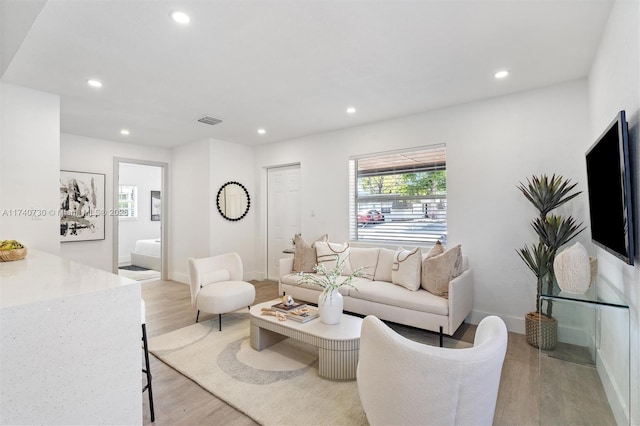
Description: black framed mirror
216,181,250,221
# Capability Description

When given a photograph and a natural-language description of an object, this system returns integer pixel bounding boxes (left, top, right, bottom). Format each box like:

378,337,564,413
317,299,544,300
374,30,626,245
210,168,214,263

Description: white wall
60,133,170,271
0,82,60,255
169,137,256,284
118,163,162,266
169,139,210,283
255,79,592,333
588,0,639,423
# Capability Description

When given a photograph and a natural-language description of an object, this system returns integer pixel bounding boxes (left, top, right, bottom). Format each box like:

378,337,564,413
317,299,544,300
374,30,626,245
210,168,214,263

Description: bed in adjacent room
131,238,161,271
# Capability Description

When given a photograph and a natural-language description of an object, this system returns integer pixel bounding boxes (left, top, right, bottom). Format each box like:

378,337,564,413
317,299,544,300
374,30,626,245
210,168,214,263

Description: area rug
148,312,470,426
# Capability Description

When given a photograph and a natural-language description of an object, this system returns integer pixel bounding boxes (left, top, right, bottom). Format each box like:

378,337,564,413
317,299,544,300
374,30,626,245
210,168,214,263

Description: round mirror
216,181,250,221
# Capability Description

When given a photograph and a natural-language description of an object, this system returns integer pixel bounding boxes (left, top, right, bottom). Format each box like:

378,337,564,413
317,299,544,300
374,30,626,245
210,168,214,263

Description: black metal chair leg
196,310,200,323
142,323,155,422
439,326,444,347
218,313,222,331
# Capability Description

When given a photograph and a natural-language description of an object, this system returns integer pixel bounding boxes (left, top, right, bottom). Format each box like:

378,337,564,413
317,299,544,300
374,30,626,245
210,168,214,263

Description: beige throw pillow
374,248,396,282
391,247,422,291
348,248,380,280
421,244,462,297
315,241,352,275
425,240,445,258
292,234,328,273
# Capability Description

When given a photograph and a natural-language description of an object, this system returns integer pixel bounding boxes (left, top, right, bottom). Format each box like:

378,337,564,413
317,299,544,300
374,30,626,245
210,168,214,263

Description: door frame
112,157,169,281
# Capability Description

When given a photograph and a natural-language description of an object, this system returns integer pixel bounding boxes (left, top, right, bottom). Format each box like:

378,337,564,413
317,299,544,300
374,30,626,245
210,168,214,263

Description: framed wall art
151,190,161,221
60,170,106,242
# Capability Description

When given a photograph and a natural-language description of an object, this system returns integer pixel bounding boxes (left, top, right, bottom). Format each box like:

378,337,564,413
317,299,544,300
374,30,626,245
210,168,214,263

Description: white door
267,164,300,281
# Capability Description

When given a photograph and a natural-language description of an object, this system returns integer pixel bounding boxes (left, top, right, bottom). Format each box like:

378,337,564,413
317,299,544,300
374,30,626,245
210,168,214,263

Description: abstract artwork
151,190,161,221
60,170,105,242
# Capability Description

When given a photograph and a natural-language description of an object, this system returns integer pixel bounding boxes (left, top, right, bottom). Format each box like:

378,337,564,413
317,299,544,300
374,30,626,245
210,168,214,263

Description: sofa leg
439,326,443,347
218,314,222,331
196,310,200,323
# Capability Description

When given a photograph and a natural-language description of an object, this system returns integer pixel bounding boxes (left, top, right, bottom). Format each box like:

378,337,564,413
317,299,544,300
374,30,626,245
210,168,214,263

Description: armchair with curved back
357,315,508,426
187,252,255,331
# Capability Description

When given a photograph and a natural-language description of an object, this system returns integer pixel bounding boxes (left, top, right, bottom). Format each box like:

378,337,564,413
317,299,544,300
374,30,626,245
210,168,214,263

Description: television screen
585,110,634,265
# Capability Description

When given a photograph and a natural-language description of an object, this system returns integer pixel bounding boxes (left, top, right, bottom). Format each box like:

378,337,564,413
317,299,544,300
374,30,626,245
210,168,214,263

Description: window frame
118,184,138,220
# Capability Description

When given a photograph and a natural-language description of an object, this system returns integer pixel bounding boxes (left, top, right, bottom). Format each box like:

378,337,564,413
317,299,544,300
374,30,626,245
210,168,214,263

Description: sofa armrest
447,268,474,335
278,257,295,295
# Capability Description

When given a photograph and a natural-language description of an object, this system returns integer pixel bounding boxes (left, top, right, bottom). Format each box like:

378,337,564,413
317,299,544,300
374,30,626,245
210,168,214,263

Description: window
118,185,137,218
349,145,446,244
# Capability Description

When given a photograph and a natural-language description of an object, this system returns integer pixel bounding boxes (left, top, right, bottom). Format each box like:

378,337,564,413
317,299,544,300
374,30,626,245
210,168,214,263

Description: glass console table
538,276,630,425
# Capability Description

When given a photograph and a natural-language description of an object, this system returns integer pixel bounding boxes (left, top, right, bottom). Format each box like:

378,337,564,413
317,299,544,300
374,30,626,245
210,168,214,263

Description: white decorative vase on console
318,290,343,324
554,242,591,294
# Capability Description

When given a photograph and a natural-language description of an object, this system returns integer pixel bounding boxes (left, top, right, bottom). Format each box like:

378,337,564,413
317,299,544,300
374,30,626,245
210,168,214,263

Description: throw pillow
292,234,328,273
348,248,380,280
374,248,396,282
201,269,230,287
391,247,422,291
315,241,352,275
425,240,445,258
421,244,462,297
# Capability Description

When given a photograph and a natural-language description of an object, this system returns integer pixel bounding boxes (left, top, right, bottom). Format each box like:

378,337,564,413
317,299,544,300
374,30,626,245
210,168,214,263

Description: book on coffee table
271,301,307,313
286,307,319,323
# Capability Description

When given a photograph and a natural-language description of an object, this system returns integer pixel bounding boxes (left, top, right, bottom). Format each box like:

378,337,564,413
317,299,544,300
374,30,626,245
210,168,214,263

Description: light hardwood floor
141,279,615,426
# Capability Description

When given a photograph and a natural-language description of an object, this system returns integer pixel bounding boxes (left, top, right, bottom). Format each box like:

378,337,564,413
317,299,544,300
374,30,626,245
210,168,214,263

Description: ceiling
1,0,614,148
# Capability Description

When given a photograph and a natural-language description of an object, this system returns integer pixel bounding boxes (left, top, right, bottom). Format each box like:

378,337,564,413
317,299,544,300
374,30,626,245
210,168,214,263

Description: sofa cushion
315,241,352,275
349,280,448,316
392,247,422,291
424,240,445,258
348,247,380,280
280,273,352,296
421,244,462,296
292,234,328,273
374,248,396,282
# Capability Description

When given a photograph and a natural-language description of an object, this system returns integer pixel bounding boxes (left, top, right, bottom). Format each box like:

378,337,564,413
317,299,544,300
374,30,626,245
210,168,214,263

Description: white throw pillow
315,241,353,275
391,247,422,291
201,269,231,287
374,248,396,282
348,248,380,280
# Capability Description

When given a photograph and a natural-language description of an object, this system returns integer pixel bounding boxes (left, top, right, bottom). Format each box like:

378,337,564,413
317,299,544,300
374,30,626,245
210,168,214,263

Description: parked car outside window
357,209,385,223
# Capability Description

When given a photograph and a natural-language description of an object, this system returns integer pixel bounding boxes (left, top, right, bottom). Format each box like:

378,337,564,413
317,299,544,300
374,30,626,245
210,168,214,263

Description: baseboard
118,255,131,267
469,309,525,333
597,347,629,425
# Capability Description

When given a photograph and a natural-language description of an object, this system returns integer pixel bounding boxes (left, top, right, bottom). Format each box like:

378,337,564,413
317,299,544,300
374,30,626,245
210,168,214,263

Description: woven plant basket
525,312,557,350
0,248,27,262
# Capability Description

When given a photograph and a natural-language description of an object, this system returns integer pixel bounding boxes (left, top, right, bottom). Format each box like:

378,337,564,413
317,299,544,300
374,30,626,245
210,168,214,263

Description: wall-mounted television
585,110,635,265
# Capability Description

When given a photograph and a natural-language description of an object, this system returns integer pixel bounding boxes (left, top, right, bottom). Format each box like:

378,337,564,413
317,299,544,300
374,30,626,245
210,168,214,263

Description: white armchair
357,315,508,426
188,252,255,331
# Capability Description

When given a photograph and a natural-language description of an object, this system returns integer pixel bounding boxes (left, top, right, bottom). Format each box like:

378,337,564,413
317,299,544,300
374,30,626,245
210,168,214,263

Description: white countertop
0,249,137,309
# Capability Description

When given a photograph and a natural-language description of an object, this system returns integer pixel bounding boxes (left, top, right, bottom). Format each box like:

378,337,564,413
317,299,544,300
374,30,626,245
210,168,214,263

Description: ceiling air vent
196,115,223,126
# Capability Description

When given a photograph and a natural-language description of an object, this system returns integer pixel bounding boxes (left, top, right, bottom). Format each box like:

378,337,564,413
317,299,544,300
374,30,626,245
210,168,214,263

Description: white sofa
278,246,474,341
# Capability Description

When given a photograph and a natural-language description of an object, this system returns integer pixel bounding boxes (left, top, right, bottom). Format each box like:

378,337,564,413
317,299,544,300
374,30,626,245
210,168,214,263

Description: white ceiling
1,0,614,148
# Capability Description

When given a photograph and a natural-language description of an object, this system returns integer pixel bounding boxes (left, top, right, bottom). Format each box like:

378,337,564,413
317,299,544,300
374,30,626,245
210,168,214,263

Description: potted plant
517,174,585,349
297,257,364,325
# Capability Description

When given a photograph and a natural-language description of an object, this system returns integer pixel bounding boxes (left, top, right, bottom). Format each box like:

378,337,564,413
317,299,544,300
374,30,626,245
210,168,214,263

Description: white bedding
133,239,161,257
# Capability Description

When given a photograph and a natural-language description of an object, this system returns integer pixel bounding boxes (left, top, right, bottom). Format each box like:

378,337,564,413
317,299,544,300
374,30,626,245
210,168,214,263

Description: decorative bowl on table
0,240,27,262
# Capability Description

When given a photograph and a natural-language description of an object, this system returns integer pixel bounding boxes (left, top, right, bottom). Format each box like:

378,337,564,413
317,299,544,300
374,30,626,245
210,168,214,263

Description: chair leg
218,313,222,331
142,323,155,422
196,310,200,323
439,326,444,348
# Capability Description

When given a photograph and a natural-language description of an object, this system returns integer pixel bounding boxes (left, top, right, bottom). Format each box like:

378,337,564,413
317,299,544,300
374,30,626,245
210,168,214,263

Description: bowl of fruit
0,240,27,262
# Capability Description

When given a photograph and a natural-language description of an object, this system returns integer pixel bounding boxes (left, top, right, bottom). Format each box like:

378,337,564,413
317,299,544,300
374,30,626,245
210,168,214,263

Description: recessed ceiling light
120,129,130,136
87,79,103,88
257,128,266,135
346,107,356,114
171,11,191,24
494,70,509,79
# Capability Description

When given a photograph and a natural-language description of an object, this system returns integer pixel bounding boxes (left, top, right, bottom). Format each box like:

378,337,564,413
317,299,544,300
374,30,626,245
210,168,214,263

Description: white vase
554,242,591,294
318,290,343,325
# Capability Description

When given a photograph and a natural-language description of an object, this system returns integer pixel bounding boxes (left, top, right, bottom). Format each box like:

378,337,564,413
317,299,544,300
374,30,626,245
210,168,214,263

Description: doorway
113,158,169,281
267,164,300,281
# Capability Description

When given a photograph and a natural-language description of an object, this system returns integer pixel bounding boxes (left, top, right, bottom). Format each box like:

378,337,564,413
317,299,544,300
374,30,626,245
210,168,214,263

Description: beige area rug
148,312,470,426
118,268,160,281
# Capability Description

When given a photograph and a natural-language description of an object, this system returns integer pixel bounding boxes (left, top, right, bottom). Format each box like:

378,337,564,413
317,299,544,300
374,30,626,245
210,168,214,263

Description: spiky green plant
517,174,585,318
